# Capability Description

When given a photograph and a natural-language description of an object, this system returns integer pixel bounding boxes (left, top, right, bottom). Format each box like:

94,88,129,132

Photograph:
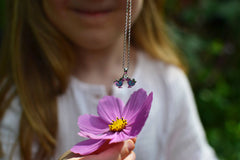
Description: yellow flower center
109,117,127,132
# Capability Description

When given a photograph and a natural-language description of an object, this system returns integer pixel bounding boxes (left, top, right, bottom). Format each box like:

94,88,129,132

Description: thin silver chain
123,0,132,71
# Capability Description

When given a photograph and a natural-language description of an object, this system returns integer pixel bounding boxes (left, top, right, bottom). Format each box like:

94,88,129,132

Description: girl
0,0,218,160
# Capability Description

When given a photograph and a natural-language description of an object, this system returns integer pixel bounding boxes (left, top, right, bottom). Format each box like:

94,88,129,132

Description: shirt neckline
70,50,143,95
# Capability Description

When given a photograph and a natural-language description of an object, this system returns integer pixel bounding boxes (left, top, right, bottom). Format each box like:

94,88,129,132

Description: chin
73,32,120,51
74,39,111,51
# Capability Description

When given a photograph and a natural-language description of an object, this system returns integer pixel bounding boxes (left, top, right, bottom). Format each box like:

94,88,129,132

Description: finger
96,139,135,160
61,139,136,160
91,140,111,154
131,137,137,144
124,151,136,160
120,140,135,159
94,139,136,155
96,141,124,160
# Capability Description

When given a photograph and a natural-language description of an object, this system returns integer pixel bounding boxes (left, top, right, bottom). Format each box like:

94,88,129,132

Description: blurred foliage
164,0,240,159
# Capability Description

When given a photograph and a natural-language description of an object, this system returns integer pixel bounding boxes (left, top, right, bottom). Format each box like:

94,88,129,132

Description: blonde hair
0,0,184,159
133,0,184,69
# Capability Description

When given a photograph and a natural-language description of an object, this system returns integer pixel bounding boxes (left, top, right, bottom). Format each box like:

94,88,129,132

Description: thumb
65,139,136,160
97,139,135,160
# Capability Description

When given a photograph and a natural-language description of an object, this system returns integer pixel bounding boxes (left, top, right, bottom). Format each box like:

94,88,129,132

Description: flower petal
97,96,124,123
122,89,147,121
71,139,106,155
109,131,135,144
78,114,109,134
124,92,153,137
78,130,116,140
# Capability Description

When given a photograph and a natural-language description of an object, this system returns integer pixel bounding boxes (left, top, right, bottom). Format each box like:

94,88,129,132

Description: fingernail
127,140,135,151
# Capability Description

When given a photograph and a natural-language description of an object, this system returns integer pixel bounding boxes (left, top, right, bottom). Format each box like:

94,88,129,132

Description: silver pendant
114,68,136,88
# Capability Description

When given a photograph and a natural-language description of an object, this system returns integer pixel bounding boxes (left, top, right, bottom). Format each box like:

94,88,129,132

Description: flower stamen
109,117,127,132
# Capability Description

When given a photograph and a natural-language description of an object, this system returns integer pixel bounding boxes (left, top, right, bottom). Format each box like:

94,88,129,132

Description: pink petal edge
109,131,136,144
78,130,116,140
124,92,153,137
97,96,124,123
122,89,148,123
77,114,109,135
71,139,106,155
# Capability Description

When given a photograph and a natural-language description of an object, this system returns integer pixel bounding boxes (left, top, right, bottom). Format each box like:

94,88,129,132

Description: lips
70,7,114,26
73,9,113,16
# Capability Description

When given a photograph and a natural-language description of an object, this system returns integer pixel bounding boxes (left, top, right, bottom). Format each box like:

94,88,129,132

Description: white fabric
0,51,218,160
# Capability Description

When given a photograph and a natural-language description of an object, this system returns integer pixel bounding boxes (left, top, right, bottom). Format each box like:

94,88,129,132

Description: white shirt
0,51,218,160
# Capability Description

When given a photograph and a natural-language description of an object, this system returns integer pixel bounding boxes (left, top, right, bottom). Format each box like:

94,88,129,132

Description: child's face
43,0,143,51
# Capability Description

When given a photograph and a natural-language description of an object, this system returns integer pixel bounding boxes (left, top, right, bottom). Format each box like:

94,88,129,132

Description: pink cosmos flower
71,88,153,155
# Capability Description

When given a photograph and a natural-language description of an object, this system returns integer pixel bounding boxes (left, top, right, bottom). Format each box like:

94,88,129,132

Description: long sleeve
164,68,218,160
0,98,21,160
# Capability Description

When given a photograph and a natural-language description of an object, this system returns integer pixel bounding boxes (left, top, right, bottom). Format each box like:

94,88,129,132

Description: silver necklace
114,0,136,88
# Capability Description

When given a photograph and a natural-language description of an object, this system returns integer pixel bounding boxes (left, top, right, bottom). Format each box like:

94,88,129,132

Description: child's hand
59,139,136,160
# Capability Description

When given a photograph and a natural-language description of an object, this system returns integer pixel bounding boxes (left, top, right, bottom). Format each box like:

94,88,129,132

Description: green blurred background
164,0,240,159
0,0,239,160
